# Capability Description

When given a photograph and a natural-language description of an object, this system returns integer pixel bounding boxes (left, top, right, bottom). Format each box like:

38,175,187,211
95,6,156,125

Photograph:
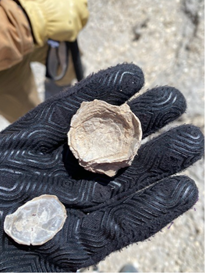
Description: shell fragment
4,195,67,246
67,99,142,176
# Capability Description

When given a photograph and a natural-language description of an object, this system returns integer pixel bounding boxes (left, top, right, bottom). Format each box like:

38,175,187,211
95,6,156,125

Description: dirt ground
77,1,205,272
0,0,204,272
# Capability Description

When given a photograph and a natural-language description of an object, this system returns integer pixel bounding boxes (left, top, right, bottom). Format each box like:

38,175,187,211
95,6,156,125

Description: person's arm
0,0,89,71
0,0,34,71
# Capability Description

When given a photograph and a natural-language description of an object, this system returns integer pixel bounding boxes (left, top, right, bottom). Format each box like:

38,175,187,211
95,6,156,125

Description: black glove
0,63,203,272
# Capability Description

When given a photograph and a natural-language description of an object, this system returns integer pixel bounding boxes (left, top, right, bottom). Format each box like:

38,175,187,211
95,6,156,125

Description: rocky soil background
0,0,204,272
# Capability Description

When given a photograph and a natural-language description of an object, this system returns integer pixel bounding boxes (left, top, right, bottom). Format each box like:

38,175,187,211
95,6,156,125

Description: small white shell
4,195,67,246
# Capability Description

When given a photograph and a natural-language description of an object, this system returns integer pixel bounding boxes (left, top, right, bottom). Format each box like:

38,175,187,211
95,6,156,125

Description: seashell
4,195,67,246
67,99,142,177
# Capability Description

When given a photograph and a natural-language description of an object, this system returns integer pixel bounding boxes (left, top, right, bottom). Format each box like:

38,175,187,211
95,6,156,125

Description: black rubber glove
0,63,204,272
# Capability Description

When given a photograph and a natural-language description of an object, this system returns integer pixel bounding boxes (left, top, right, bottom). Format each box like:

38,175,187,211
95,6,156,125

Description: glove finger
113,124,204,197
73,175,198,270
82,124,203,212
1,84,186,158
74,175,198,271
0,125,202,211
128,86,187,138
2,175,195,272
2,63,144,139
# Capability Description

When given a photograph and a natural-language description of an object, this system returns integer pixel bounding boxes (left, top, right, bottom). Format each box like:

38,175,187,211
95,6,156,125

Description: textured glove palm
0,64,204,272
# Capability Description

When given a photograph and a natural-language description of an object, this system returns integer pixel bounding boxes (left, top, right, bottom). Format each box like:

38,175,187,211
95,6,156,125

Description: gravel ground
0,0,204,272
78,1,205,272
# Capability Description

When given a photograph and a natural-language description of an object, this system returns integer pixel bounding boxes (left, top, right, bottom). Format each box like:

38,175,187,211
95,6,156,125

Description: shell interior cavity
67,99,142,177
4,195,67,246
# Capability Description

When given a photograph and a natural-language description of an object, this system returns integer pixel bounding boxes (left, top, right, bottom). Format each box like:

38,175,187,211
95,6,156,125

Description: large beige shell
4,195,67,246
67,99,142,177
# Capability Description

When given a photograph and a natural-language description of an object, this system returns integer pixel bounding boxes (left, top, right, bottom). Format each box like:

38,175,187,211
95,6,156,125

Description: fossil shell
67,99,142,177
4,195,67,246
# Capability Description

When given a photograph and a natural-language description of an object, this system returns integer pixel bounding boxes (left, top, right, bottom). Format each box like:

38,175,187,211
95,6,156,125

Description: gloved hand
0,63,204,272
18,0,89,46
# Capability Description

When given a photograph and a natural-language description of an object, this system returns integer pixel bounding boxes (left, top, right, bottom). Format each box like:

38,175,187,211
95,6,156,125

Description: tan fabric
0,44,76,123
0,52,41,123
0,0,34,71
0,0,85,123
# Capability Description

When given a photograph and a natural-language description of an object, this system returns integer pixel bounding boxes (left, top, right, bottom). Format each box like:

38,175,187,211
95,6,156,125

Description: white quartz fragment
4,195,67,246
67,99,142,177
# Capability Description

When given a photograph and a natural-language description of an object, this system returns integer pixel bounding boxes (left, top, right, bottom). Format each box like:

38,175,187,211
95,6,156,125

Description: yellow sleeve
0,0,34,71
18,0,89,46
